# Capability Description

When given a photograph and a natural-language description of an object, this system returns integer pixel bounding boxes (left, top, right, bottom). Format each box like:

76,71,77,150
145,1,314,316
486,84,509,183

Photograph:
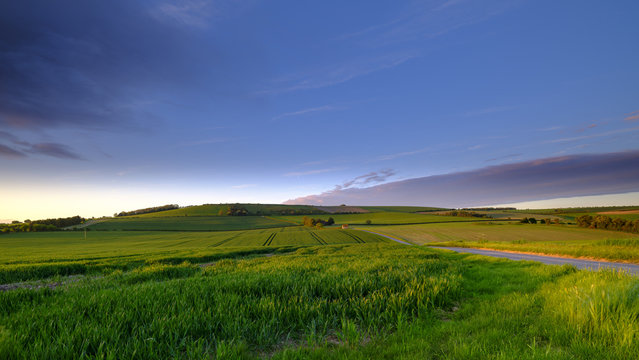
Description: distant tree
315,222,324,229
528,218,537,224
326,217,335,226
365,219,372,225
520,218,529,224
540,219,546,224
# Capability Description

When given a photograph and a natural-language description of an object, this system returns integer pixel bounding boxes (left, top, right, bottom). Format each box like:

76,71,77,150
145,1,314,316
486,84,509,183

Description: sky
1,0,639,220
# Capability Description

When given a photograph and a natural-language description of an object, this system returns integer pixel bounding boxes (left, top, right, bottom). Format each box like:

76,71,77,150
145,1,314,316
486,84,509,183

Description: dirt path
433,246,639,275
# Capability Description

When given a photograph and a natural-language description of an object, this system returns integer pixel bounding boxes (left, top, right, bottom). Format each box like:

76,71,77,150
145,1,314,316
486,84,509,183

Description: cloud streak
272,105,339,121
284,167,343,177
26,143,84,160
0,144,26,158
285,151,639,207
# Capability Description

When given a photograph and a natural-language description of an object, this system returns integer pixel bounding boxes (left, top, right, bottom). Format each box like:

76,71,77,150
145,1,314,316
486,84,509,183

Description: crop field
0,227,386,284
2,238,639,358
3,211,639,359
362,222,639,262
135,204,325,217
87,216,294,231
273,212,478,225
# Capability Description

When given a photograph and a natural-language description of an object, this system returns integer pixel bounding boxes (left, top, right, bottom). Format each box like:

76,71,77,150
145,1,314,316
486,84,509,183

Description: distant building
341,224,349,229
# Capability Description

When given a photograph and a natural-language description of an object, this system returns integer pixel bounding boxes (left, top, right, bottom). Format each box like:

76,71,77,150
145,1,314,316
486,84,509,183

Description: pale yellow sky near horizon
1,191,638,223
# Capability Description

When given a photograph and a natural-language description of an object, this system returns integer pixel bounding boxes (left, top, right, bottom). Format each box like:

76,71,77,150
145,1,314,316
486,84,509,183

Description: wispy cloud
625,110,639,122
463,106,514,117
376,147,430,161
536,126,563,132
338,169,396,190
0,143,26,158
261,52,418,95
272,105,340,121
545,125,639,144
284,167,343,177
341,0,516,47
175,138,230,147
150,0,214,29
485,153,522,162
26,143,84,160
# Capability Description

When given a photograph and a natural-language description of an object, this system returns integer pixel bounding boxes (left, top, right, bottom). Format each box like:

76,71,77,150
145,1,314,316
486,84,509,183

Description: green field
134,204,326,217
362,222,639,262
273,212,479,225
0,227,386,283
87,216,295,231
358,206,448,213
3,209,639,358
2,239,639,358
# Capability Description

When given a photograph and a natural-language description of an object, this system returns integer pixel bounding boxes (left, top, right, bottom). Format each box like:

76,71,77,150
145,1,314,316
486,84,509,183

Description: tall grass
0,244,462,359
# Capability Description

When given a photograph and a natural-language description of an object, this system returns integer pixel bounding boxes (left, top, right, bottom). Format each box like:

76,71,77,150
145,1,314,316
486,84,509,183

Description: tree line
115,204,179,217
1,215,85,233
444,210,489,218
576,214,639,234
302,216,335,228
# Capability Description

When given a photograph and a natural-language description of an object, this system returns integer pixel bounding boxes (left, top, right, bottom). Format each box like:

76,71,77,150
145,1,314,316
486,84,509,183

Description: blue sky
1,0,639,219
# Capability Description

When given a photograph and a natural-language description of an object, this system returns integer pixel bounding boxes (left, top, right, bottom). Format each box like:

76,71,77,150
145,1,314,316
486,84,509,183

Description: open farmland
361,222,639,262
2,211,639,358
134,204,326,217
0,227,386,284
273,212,481,226
2,237,639,358
87,215,295,231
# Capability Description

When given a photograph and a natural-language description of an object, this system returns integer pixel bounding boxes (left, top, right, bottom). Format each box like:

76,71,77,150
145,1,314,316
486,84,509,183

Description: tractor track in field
262,232,276,246
208,231,246,247
308,231,327,245
342,231,365,244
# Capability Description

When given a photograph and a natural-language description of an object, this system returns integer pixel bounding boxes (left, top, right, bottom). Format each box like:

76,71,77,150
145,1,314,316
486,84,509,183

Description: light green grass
87,216,292,231
0,227,387,283
363,222,639,262
2,244,639,359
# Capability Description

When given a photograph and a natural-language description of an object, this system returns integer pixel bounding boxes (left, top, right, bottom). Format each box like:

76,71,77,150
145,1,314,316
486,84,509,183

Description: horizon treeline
576,214,639,234
115,204,180,217
1,215,85,233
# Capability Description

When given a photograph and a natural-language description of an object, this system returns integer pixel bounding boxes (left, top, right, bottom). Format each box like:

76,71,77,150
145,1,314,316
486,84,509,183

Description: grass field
0,227,386,283
135,204,325,217
2,241,638,358
3,210,639,358
273,212,479,226
361,222,639,262
87,216,295,231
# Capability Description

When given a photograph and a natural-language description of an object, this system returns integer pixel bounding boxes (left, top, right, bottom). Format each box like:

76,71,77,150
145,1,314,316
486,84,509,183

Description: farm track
208,231,246,247
262,232,276,246
308,231,327,245
434,247,639,275
342,231,365,244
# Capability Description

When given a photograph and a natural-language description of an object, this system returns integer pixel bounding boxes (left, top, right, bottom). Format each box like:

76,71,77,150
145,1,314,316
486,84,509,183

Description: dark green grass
87,216,292,231
0,228,387,283
273,212,479,226
135,204,325,217
358,206,448,213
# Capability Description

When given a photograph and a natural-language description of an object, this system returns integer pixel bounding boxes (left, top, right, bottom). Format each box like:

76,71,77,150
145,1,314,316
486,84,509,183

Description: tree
326,217,335,226
528,218,537,224
365,219,372,225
